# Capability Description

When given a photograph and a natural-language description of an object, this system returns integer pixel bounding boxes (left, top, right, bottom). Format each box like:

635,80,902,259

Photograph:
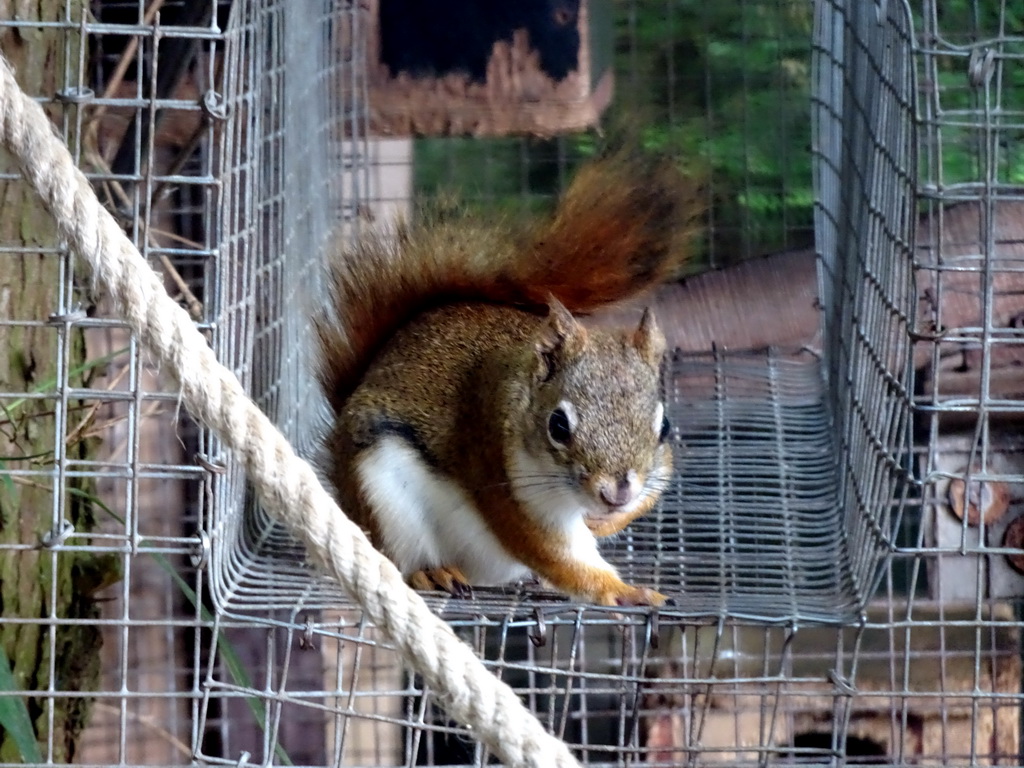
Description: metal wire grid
196,0,938,765
199,1,1024,765
204,0,361,612
209,0,914,627
0,0,1021,767
909,0,1024,606
812,0,918,607
201,347,844,624
198,3,371,763
194,0,373,648
207,7,1020,767
186,600,1023,766
0,1,230,764
643,349,850,622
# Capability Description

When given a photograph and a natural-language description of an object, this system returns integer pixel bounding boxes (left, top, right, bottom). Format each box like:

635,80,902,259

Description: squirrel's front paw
409,566,472,598
602,584,669,608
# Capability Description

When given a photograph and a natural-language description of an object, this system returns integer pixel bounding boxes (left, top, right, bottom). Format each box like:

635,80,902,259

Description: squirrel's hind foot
603,584,669,608
409,566,473,598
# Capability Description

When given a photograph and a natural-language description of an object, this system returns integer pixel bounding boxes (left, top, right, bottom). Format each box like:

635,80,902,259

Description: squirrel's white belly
355,436,532,586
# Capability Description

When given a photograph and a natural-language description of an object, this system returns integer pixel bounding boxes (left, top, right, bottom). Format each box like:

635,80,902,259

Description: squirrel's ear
633,307,666,365
534,297,587,381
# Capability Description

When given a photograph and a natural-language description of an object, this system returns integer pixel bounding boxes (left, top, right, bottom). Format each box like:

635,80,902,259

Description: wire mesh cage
0,0,1022,766
208,0,917,629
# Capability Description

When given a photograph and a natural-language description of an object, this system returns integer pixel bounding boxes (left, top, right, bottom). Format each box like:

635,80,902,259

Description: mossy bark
0,4,106,761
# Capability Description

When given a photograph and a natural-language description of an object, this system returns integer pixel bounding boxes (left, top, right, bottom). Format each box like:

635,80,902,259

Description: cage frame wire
203,0,919,630
1,0,1023,766
199,0,929,765
0,2,230,766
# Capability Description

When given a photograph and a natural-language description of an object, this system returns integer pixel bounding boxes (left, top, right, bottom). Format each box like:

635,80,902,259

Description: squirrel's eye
548,407,572,447
658,415,671,443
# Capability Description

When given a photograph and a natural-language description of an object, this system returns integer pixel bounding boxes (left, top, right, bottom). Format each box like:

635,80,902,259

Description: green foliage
919,14,1024,189
0,646,43,764
414,0,817,265
616,1,815,259
413,1,1022,264
414,137,555,218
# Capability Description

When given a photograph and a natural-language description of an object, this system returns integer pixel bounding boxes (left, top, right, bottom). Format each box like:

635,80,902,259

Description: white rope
0,56,583,768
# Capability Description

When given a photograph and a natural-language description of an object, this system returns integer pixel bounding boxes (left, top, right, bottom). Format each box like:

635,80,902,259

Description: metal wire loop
190,531,211,569
54,86,94,104
47,308,87,324
527,608,547,648
968,47,995,88
195,453,227,474
39,518,74,549
201,89,228,121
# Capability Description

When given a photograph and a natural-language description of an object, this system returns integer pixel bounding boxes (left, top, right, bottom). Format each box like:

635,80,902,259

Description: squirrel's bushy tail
316,151,703,412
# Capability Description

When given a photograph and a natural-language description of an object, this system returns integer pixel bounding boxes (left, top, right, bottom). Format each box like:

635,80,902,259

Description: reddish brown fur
315,153,702,413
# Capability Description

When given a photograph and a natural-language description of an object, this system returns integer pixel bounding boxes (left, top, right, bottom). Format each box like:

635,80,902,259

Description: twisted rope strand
0,56,581,768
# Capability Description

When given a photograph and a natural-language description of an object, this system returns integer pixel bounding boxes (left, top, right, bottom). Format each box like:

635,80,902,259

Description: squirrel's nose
599,473,638,508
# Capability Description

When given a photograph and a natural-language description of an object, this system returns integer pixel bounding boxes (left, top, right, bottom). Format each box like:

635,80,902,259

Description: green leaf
0,461,14,495
2,347,129,419
0,645,43,764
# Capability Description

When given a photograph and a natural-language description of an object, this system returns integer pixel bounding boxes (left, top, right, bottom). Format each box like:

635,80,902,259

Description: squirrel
315,150,701,607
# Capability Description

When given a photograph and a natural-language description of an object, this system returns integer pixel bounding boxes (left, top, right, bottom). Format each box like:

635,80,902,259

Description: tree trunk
0,4,104,761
